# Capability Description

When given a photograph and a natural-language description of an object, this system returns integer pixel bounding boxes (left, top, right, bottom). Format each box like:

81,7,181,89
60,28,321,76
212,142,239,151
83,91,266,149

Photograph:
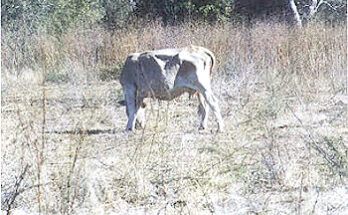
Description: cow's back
120,46,215,100
184,45,215,76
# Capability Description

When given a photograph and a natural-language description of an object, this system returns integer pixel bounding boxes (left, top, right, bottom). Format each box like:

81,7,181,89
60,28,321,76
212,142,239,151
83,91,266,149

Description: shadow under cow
46,128,116,135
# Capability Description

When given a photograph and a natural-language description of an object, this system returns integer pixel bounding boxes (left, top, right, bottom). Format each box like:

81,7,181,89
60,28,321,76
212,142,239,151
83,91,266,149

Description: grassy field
2,22,347,214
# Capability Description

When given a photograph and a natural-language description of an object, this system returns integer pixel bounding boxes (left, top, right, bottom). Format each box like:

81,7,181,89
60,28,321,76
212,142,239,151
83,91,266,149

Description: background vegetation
1,0,347,214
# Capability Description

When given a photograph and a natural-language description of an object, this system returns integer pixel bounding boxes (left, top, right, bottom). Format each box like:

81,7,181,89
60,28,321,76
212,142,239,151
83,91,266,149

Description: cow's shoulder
138,49,181,69
120,53,141,85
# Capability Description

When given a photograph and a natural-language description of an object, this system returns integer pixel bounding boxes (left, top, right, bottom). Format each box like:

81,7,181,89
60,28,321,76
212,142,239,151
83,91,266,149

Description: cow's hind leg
181,72,224,132
202,89,224,132
194,84,224,132
197,92,209,130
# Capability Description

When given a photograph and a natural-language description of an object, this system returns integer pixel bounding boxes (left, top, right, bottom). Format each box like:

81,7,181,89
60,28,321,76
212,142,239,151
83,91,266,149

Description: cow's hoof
135,122,145,130
198,124,207,130
217,128,224,133
125,127,133,132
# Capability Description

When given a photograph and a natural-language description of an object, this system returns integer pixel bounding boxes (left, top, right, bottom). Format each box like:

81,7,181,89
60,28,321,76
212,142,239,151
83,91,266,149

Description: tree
101,0,133,30
233,0,346,26
1,0,104,34
133,0,233,24
288,0,347,26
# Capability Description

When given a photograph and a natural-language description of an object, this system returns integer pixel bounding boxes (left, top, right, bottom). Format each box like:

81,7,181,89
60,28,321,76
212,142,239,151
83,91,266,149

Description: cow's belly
141,83,188,100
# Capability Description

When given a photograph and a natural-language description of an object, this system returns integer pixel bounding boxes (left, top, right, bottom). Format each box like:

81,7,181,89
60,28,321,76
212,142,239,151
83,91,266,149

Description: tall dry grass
2,21,346,86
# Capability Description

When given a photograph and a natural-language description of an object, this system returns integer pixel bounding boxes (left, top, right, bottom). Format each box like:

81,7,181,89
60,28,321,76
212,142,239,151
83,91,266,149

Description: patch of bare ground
2,70,347,214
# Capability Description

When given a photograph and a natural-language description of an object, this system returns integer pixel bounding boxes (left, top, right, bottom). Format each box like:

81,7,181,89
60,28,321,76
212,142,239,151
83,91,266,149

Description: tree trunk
288,0,302,27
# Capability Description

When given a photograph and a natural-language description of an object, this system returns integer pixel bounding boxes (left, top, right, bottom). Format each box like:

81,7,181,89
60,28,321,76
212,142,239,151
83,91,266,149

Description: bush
1,0,104,34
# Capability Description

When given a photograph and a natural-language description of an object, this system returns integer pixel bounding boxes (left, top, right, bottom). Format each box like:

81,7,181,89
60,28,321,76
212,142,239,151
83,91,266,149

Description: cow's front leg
124,85,137,131
135,101,146,129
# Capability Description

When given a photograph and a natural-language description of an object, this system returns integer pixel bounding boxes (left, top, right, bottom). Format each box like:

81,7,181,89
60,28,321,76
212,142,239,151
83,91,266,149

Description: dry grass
1,21,347,214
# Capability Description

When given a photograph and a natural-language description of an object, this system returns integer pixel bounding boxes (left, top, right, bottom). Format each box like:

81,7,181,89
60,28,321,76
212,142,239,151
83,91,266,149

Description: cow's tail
204,48,216,77
187,45,216,77
188,47,216,99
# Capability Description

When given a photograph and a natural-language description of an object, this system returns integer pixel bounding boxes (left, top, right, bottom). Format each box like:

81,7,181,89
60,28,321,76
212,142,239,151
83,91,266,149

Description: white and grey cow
120,45,224,132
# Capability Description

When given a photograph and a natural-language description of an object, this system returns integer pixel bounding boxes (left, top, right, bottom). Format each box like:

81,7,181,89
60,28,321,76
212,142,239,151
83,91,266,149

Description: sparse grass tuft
309,136,348,178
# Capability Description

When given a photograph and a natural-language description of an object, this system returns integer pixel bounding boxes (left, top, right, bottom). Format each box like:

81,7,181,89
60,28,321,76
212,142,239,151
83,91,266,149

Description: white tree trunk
306,0,325,22
289,0,302,27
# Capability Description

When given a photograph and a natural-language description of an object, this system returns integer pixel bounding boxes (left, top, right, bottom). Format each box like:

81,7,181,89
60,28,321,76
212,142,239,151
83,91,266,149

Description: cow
120,45,224,132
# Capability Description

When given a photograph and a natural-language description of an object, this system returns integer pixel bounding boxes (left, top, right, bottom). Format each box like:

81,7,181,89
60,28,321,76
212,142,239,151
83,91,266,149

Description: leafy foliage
1,0,346,36
134,0,233,24
101,0,133,30
2,0,104,34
